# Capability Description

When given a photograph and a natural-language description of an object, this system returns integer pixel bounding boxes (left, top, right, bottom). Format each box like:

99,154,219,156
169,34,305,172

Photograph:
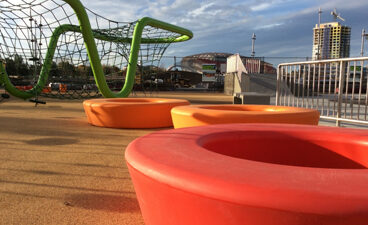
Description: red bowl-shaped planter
126,124,368,225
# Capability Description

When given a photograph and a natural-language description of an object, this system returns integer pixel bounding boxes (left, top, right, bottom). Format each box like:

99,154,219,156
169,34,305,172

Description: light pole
317,7,322,59
361,28,368,56
251,33,256,57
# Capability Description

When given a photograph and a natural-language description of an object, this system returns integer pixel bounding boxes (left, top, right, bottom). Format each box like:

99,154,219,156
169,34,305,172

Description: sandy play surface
0,92,232,225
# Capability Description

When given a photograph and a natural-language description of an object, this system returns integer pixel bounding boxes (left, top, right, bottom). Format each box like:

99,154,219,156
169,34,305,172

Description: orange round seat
126,123,368,225
171,104,320,128
83,98,190,128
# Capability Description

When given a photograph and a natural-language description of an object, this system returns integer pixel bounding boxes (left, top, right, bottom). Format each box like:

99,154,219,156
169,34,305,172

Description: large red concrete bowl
171,104,320,128
125,123,368,225
83,98,189,128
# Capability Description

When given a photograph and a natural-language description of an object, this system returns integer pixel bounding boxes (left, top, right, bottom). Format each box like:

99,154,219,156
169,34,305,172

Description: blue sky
84,0,368,66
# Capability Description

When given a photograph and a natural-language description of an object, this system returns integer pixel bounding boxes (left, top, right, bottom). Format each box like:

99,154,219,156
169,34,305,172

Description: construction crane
331,8,345,22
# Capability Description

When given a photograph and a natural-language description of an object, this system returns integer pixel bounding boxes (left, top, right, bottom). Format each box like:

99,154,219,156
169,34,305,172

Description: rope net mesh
0,0,177,98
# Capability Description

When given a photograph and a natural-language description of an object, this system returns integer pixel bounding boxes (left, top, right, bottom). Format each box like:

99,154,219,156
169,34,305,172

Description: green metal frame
0,0,193,99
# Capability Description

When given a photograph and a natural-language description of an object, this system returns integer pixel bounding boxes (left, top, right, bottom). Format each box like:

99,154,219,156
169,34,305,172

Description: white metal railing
276,57,368,126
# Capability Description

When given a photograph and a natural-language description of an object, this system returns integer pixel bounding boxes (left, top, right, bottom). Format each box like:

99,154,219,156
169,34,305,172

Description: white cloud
251,2,272,11
255,23,283,30
189,2,215,17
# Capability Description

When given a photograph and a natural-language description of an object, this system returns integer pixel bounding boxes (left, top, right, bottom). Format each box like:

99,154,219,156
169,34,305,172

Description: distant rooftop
314,22,349,29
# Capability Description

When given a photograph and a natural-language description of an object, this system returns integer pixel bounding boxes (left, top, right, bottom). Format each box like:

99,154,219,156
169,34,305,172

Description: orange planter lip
171,104,320,128
83,98,190,128
126,123,368,215
84,97,187,105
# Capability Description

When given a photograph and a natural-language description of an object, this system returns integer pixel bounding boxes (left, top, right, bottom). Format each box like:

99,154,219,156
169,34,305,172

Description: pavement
0,91,366,225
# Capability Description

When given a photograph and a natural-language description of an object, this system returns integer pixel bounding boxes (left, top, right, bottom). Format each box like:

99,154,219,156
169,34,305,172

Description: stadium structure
180,52,276,75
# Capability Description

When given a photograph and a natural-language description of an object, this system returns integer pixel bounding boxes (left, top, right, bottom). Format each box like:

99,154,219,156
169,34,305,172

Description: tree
49,61,59,77
5,55,29,77
102,64,113,76
5,58,16,75
86,66,94,77
58,61,76,77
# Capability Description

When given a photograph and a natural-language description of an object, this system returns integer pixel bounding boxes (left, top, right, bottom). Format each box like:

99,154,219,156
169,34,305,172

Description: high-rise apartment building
312,22,351,60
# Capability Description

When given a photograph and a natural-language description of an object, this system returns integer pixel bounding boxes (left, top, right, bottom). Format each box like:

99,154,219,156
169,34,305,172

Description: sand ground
0,92,233,225
1,91,367,225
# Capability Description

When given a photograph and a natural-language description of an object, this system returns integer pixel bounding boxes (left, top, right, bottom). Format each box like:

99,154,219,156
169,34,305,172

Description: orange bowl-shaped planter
126,123,368,225
171,104,320,128
83,98,189,128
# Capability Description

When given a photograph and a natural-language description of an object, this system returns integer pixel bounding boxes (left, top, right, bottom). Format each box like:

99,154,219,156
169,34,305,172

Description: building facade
312,22,351,60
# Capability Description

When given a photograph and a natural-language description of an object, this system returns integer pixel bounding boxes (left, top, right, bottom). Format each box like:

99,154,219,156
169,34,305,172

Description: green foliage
102,65,121,76
4,58,16,75
4,54,30,76
58,61,76,77
49,61,60,77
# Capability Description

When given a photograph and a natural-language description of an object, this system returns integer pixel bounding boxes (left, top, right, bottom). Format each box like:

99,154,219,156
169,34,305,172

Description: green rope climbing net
0,0,192,99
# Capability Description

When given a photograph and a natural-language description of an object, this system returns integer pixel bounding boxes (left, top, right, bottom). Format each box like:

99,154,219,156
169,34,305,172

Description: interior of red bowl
199,131,368,169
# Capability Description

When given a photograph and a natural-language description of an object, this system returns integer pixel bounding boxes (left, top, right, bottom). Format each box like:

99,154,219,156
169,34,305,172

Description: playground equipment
0,0,192,99
171,104,320,128
83,98,189,128
126,123,368,225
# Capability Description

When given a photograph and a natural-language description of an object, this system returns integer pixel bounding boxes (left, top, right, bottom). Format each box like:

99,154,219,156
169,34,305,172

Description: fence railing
276,57,368,126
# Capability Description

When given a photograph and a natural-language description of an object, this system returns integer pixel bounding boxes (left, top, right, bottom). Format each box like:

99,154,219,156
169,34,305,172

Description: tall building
312,22,351,60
